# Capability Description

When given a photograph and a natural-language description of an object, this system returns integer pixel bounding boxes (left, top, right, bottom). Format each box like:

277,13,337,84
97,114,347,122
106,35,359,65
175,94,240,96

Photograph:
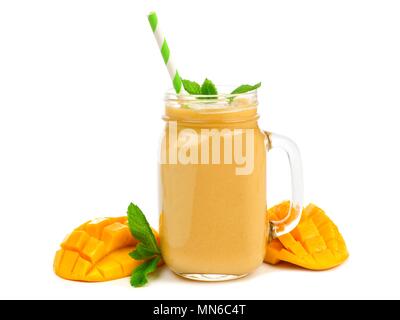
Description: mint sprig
127,203,161,287
201,78,218,95
130,256,161,287
182,78,260,98
230,82,261,95
182,79,201,95
129,243,157,260
182,78,218,96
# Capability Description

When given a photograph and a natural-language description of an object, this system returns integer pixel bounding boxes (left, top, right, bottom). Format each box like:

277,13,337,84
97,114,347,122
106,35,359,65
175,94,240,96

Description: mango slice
265,202,349,270
54,217,159,282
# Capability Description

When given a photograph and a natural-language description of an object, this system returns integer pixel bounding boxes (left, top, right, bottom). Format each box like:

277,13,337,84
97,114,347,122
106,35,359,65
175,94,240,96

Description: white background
1,0,399,300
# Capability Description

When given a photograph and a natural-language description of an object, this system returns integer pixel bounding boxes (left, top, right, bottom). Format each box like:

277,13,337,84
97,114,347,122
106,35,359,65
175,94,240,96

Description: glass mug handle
265,131,304,238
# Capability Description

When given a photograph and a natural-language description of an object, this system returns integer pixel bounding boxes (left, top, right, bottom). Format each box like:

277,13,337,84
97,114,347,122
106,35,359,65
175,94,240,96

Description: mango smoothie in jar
159,89,303,281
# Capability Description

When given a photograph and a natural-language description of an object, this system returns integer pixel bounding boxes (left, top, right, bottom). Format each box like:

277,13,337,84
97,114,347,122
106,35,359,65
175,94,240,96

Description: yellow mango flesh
265,202,349,270
54,217,159,282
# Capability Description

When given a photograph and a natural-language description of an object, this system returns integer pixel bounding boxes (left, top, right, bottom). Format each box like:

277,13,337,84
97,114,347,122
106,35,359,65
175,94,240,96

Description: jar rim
164,85,258,102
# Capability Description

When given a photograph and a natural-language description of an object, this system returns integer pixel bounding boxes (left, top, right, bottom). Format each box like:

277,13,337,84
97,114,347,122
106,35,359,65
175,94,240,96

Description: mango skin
265,202,349,270
54,217,159,282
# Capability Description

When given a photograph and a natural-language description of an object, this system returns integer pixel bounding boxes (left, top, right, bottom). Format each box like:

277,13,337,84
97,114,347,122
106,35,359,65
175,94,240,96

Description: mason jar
159,88,303,281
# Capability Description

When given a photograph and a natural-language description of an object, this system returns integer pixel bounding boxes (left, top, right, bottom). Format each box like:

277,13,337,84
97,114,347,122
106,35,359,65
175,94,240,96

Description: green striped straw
148,12,183,94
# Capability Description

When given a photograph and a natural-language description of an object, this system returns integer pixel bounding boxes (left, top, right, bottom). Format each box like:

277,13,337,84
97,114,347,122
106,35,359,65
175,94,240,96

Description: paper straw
148,12,183,93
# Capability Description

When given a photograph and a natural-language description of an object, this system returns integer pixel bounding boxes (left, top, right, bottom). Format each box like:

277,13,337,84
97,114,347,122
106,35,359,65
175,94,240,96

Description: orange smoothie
160,101,268,277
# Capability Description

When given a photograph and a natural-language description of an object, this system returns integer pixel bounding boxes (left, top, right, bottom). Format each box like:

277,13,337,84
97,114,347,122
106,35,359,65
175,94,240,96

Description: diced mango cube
319,223,338,242
279,233,308,258
58,250,79,277
312,250,336,267
62,230,90,251
265,239,283,264
86,268,104,282
84,218,114,238
53,249,64,271
303,236,327,253
71,257,92,279
97,258,124,281
292,220,319,242
101,222,136,254
81,237,106,263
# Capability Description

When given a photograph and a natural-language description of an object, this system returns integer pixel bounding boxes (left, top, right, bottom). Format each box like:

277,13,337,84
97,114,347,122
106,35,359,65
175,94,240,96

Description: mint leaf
129,243,157,260
130,256,161,287
182,79,201,95
127,203,162,287
231,82,261,95
127,203,160,255
201,78,218,95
